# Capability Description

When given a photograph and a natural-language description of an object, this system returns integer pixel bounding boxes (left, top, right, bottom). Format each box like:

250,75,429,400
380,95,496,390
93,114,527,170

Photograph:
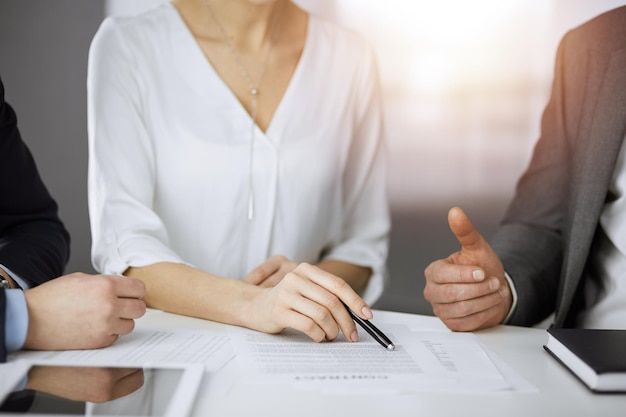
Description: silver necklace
204,0,283,221
204,0,276,99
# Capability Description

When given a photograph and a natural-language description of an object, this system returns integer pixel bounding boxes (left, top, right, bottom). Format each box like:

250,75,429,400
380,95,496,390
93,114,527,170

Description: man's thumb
448,207,486,251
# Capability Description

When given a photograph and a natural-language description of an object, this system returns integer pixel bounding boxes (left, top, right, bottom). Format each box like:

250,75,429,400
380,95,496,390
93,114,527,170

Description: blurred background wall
1,0,625,314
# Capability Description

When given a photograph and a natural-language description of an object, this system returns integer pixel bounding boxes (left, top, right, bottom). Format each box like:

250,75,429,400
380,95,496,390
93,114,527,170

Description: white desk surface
138,309,626,417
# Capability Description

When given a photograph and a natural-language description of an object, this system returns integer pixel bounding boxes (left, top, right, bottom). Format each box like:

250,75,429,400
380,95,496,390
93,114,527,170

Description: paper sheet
8,327,234,371
228,324,513,393
482,345,538,393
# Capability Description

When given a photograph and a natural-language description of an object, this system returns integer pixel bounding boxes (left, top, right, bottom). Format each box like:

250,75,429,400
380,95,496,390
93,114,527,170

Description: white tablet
0,362,204,417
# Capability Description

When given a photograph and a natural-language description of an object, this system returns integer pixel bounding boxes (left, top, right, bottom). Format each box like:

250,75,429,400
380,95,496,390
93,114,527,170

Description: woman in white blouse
87,0,390,343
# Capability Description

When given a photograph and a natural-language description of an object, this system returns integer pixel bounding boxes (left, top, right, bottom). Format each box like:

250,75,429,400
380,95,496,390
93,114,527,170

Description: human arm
316,260,370,293
490,27,588,327
2,273,145,354
125,261,372,343
0,79,70,286
22,273,145,350
424,27,594,330
25,366,144,403
243,255,370,293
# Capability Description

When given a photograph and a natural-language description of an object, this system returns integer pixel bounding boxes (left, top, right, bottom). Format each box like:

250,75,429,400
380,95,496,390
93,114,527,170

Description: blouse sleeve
87,18,186,275
322,42,391,305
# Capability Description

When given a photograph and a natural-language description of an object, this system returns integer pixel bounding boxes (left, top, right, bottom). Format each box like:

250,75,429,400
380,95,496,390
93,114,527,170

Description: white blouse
87,4,390,304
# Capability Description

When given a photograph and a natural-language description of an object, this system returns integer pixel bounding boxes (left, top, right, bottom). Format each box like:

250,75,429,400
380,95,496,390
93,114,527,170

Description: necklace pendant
250,88,258,96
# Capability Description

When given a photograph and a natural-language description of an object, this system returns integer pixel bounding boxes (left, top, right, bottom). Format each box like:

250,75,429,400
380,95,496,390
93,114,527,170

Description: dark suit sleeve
489,32,573,326
490,7,626,326
0,77,70,286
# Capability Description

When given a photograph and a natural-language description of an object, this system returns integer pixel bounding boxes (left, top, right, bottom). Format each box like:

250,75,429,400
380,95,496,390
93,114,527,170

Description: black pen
342,302,395,351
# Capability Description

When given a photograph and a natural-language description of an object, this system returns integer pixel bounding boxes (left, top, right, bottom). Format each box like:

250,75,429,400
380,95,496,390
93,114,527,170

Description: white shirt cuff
502,271,518,324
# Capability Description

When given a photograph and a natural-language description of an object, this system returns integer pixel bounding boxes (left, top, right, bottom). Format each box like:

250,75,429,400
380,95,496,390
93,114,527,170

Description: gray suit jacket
491,6,626,328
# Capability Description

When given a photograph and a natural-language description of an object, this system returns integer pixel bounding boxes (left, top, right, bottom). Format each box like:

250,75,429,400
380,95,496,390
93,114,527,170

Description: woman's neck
174,0,290,52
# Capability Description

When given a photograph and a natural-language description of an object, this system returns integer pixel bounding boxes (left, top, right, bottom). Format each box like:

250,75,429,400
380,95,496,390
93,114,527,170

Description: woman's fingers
291,263,372,319
244,256,283,285
274,263,365,342
245,255,298,287
278,309,326,342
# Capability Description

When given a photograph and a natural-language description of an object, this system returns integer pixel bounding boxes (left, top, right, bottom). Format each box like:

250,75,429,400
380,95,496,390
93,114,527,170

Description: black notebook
543,328,626,393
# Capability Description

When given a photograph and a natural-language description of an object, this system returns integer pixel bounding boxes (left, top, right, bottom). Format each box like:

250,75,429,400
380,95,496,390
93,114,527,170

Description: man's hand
26,365,144,403
23,273,146,350
423,207,512,331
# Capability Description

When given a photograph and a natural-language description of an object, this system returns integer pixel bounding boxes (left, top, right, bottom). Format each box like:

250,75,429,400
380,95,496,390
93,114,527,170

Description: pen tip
387,344,395,351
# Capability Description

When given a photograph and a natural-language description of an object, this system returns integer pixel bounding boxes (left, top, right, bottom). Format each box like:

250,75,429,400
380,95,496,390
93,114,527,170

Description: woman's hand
243,255,298,288
242,263,373,343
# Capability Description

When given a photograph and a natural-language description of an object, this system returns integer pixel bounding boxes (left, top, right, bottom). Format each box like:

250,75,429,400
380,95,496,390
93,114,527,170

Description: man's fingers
425,277,503,303
424,208,510,332
117,298,147,319
109,276,145,299
112,369,145,401
439,303,507,332
425,260,486,284
448,207,487,252
431,286,508,319
112,318,136,336
95,335,121,349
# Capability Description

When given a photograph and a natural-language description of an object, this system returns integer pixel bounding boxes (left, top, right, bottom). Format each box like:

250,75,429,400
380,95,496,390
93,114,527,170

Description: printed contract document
228,324,513,393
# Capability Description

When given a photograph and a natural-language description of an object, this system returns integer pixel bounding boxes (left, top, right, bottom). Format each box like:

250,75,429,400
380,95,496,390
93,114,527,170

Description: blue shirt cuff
4,289,29,351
